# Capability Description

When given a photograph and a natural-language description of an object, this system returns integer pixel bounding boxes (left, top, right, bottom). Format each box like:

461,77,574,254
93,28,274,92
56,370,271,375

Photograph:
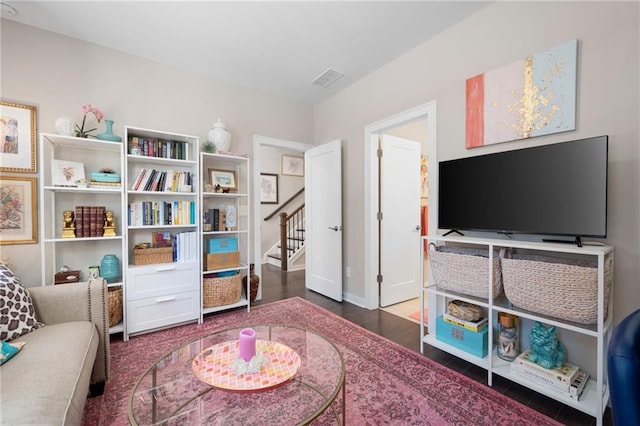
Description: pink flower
75,104,104,138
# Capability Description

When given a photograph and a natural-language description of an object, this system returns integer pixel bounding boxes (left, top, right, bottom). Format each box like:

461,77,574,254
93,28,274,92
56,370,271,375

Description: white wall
313,1,640,323
1,20,313,286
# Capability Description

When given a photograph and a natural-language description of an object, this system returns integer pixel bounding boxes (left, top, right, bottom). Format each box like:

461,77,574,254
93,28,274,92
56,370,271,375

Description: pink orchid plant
75,104,104,138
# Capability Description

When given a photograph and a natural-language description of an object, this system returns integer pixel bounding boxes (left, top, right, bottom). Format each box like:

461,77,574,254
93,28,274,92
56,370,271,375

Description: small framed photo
209,169,237,191
0,176,38,245
281,155,304,176
1,100,37,173
260,173,278,204
51,159,85,187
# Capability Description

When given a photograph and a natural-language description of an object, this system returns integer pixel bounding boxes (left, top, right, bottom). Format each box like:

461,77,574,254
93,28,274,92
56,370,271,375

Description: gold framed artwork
209,169,237,191
281,155,304,176
0,101,37,173
0,176,38,245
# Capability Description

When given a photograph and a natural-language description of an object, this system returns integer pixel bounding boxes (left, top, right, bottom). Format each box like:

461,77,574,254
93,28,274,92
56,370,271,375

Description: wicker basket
203,274,242,308
108,287,123,327
133,247,173,265
447,300,483,322
428,243,505,298
501,253,613,324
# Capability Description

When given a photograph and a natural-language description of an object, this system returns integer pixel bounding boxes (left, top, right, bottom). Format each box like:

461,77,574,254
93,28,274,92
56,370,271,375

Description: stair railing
264,187,304,221
279,204,305,271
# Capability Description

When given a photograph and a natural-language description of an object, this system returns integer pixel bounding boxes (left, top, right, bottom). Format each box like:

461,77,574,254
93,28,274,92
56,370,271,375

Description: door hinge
377,148,383,158
377,274,383,284
377,212,383,221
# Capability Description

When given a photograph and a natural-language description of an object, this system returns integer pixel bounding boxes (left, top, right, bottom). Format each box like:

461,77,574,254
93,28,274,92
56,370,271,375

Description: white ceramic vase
207,118,231,152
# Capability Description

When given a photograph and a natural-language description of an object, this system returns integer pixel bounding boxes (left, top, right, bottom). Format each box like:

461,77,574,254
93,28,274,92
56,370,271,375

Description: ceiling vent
311,68,344,89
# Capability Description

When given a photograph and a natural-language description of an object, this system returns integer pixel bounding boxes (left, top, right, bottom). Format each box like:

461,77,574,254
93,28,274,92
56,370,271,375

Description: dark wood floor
254,265,612,426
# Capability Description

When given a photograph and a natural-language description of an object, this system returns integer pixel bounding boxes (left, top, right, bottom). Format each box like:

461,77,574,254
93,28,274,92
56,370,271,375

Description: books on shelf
510,350,580,393
72,206,106,238
131,168,193,192
442,313,488,332
128,136,189,160
202,208,229,232
128,200,195,226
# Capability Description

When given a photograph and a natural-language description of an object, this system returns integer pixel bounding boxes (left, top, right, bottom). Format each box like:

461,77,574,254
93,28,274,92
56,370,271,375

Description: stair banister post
280,212,288,271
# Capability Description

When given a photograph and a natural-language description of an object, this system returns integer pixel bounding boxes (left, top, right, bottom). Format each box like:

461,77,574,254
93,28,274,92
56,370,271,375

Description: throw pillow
0,263,44,341
0,341,25,365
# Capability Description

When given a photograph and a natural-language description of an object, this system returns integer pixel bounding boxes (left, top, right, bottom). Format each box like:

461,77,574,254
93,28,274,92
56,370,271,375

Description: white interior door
379,134,421,307
305,139,342,301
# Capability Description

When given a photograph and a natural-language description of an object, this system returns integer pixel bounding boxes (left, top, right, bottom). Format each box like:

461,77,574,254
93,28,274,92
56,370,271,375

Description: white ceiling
2,1,489,105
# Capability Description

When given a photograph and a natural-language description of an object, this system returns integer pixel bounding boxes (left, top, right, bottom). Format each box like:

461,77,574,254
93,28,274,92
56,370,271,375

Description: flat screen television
438,136,608,246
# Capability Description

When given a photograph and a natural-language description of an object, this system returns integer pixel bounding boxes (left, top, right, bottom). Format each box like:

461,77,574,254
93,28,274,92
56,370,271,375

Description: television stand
443,229,464,237
542,236,583,247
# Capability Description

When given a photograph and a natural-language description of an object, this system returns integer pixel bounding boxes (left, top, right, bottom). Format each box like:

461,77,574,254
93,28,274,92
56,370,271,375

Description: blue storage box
90,172,121,183
436,316,488,358
208,237,238,254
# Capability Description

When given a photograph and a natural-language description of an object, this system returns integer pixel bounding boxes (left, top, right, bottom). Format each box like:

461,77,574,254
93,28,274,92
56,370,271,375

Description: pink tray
192,339,301,391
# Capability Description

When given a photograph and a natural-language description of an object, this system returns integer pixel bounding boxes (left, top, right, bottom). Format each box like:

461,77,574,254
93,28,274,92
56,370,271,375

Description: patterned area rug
83,297,560,425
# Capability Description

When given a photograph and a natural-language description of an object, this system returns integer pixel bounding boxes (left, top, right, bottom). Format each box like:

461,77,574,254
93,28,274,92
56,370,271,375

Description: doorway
363,101,438,310
252,135,313,300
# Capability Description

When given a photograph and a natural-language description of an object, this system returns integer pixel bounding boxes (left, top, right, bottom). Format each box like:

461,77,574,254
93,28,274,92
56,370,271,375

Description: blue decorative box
208,237,238,254
436,316,488,358
91,172,121,183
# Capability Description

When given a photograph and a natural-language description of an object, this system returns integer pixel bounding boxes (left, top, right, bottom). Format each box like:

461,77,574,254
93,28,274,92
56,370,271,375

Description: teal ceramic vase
100,254,120,283
97,119,122,142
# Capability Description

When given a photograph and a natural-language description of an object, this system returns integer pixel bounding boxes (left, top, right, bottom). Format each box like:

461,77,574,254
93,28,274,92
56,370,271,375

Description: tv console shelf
420,235,613,425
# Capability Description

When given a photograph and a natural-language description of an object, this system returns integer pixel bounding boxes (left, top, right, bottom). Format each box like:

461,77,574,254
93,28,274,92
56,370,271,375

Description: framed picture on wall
281,155,304,176
0,176,38,245
0,100,37,173
260,173,278,204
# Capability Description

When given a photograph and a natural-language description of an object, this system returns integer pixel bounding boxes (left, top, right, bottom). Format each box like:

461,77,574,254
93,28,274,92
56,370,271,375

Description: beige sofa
1,280,110,425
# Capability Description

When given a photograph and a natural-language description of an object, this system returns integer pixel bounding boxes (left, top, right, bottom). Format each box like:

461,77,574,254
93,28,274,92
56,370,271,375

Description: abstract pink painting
466,39,577,148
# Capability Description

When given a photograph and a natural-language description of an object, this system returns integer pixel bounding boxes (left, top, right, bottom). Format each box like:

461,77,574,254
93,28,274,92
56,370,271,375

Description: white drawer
127,290,200,334
126,262,198,301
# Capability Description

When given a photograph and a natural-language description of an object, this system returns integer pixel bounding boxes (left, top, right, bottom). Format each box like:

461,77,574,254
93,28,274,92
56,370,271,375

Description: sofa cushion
0,263,44,341
0,321,98,426
0,340,25,365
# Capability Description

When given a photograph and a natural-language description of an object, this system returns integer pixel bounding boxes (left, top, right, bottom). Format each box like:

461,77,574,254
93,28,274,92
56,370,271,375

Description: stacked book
510,350,589,400
74,205,106,238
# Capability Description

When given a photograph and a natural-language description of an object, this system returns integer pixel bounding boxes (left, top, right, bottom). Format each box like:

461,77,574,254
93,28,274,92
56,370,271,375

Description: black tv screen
438,136,608,240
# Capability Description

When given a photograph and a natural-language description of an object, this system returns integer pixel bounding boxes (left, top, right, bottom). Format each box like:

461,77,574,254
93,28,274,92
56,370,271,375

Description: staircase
266,206,305,271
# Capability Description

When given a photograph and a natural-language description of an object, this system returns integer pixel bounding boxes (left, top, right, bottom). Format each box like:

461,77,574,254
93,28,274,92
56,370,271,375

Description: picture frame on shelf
51,159,85,187
0,101,37,173
281,155,304,176
209,169,237,191
260,173,278,204
0,176,37,245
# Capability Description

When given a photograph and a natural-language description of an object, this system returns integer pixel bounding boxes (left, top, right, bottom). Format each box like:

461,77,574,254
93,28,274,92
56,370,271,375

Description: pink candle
238,328,256,362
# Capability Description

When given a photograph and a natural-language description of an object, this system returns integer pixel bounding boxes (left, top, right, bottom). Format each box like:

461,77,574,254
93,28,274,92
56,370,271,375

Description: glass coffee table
128,325,345,425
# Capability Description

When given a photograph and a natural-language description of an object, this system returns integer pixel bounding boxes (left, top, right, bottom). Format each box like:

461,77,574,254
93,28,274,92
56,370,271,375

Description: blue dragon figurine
528,322,565,369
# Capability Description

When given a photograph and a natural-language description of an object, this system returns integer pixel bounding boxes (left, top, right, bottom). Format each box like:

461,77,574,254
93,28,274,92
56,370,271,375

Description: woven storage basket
447,300,483,322
108,287,123,327
133,247,173,265
203,274,242,308
501,253,613,324
428,243,505,298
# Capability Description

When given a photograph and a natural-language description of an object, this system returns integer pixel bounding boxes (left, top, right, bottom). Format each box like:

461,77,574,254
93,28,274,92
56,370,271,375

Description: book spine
98,206,105,236
443,313,487,332
213,209,219,231
219,210,226,231
82,206,90,238
75,205,84,238
88,206,97,237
